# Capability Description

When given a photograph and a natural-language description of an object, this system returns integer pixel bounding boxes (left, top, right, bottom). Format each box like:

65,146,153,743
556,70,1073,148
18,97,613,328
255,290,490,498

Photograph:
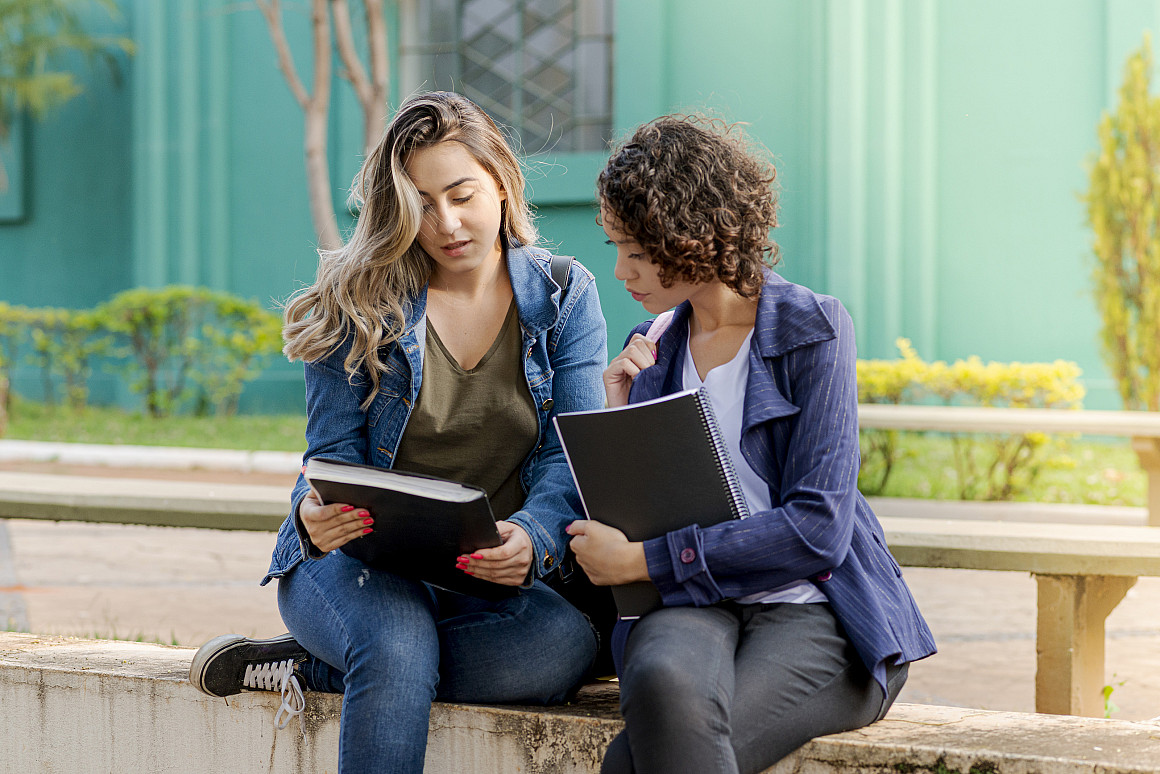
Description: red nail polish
455,563,468,570
463,570,474,576
470,553,483,560
358,511,369,518
341,505,355,512
363,528,373,534
363,518,374,525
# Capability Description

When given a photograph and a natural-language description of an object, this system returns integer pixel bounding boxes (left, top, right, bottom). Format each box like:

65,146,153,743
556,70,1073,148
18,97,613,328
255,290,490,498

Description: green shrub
98,286,283,417
26,306,108,410
857,339,1085,500
0,286,284,422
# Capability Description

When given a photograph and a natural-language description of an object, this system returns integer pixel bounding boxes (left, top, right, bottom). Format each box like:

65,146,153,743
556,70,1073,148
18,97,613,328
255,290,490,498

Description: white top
682,329,827,606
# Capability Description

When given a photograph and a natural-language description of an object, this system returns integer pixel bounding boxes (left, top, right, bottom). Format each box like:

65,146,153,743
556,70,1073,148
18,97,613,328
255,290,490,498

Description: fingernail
470,553,483,559
455,563,468,570
341,505,355,512
456,556,469,563
565,525,572,534
358,511,369,518
463,570,475,576
363,518,374,525
362,528,373,534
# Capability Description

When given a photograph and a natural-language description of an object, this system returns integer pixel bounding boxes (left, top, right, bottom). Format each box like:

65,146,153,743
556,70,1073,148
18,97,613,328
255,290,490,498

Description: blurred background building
0,0,1153,411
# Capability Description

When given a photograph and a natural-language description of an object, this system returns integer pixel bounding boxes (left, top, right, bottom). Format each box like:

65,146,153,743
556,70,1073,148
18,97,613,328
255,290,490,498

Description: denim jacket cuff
507,511,561,579
291,490,327,561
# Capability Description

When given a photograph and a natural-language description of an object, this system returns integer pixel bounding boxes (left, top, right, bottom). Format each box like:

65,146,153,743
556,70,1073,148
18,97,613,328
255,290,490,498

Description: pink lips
441,240,470,257
628,289,646,302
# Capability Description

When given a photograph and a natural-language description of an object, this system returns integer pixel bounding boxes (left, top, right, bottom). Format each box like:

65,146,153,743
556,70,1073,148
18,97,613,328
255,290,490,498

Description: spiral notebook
553,388,749,618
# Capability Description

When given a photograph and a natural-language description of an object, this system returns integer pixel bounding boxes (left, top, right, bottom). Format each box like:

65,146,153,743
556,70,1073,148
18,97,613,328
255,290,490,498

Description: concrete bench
858,403,1160,525
3,470,1160,718
859,403,1160,717
2,632,1158,774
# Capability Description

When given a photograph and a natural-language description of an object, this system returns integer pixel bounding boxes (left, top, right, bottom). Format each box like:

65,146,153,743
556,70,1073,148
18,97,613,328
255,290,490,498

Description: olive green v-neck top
391,300,538,521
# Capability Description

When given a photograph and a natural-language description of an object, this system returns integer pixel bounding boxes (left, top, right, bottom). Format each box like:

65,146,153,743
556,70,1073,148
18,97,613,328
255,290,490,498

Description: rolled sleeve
644,525,725,607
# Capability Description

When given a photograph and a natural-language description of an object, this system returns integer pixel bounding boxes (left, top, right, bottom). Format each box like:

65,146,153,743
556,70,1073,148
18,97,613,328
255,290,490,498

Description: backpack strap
549,254,573,291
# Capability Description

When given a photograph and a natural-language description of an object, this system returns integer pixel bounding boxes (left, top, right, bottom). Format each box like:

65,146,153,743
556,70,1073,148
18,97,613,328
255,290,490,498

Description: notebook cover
554,389,745,617
306,461,517,600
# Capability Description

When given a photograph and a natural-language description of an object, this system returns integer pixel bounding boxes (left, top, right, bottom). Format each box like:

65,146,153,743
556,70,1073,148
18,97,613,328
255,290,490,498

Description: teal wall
2,0,1159,410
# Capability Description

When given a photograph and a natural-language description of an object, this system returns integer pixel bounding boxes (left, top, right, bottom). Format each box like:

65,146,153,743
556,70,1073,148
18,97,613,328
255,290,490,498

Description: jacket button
541,398,554,411
680,548,696,564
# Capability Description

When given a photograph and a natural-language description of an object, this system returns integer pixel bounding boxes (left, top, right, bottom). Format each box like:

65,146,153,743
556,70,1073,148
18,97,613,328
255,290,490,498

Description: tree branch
364,0,389,151
255,0,311,109
309,0,332,102
331,0,372,105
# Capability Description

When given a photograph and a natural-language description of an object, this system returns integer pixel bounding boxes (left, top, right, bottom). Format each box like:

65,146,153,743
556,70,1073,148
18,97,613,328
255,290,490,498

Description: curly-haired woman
189,92,610,774
567,115,936,774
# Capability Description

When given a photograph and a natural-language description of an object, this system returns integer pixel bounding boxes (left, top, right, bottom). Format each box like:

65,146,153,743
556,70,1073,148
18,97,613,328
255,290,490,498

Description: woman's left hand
566,520,649,586
458,520,534,586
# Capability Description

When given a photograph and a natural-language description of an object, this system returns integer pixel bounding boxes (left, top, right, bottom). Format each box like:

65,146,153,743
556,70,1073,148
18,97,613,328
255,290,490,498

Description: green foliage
0,286,284,423
98,286,284,417
0,0,134,190
25,305,108,409
1085,34,1160,411
857,339,1085,500
1103,679,1124,718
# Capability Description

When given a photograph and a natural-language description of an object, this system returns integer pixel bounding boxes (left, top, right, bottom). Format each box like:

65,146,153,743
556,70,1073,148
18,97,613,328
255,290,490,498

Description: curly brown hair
596,115,779,298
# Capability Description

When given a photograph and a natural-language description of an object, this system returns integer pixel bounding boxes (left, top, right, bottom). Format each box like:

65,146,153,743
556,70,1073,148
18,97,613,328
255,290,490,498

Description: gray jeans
601,602,908,774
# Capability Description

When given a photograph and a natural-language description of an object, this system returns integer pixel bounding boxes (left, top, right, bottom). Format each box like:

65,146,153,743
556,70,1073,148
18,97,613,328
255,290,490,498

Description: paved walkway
1,440,1158,721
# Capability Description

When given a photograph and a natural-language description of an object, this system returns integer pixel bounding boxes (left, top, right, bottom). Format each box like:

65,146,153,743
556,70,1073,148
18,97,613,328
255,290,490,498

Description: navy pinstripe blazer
626,271,936,689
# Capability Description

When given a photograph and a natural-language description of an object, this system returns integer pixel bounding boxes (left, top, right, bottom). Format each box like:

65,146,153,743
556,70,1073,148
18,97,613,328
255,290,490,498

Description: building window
399,0,613,154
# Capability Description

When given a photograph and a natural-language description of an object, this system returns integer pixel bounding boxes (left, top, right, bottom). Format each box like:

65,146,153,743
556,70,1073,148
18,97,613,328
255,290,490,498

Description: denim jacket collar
507,241,564,337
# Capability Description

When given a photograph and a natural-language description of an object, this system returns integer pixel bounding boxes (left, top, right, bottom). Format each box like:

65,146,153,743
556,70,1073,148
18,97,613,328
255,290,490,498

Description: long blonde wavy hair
282,92,538,405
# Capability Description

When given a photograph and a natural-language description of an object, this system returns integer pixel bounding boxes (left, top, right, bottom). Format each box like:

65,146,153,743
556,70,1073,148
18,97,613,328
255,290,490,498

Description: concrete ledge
879,516,1160,576
0,471,287,531
869,496,1147,527
3,633,1160,773
0,439,302,474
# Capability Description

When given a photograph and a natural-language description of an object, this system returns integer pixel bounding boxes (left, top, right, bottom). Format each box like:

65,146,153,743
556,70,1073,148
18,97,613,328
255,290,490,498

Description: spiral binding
694,388,751,519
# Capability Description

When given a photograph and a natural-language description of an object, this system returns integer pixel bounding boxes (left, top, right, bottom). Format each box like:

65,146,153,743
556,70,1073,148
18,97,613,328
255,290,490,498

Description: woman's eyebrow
415,176,478,196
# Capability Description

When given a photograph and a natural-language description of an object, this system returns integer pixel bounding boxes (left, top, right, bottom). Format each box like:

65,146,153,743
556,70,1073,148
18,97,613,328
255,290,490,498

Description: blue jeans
277,550,598,774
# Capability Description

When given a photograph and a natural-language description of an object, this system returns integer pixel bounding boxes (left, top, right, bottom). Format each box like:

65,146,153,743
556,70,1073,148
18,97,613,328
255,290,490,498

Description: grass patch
865,433,1146,507
4,397,307,452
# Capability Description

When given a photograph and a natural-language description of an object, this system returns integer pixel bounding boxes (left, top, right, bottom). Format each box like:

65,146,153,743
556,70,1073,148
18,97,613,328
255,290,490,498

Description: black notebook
553,388,749,618
304,458,517,600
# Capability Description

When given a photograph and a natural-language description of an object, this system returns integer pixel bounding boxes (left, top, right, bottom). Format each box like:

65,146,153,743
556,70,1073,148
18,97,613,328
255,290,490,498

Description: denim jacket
263,243,608,586
623,270,936,690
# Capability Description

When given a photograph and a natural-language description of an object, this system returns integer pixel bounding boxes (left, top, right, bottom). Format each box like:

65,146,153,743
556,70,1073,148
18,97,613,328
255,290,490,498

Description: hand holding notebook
303,457,518,600
554,388,748,617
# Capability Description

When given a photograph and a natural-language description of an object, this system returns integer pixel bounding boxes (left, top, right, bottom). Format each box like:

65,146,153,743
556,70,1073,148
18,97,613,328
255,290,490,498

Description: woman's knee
620,650,726,721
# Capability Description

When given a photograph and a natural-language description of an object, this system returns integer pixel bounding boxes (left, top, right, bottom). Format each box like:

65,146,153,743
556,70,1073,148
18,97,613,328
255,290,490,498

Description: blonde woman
190,92,608,774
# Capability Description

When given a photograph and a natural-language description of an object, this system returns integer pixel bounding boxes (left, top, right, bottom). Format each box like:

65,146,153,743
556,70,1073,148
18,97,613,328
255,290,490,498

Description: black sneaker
190,633,309,729
189,633,308,697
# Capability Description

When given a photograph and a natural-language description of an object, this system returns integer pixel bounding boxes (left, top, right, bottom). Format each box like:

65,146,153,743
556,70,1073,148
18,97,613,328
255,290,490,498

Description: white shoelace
243,659,306,732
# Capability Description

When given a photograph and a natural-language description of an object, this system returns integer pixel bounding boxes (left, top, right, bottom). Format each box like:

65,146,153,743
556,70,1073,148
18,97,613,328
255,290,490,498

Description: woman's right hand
602,333,657,407
298,491,374,553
